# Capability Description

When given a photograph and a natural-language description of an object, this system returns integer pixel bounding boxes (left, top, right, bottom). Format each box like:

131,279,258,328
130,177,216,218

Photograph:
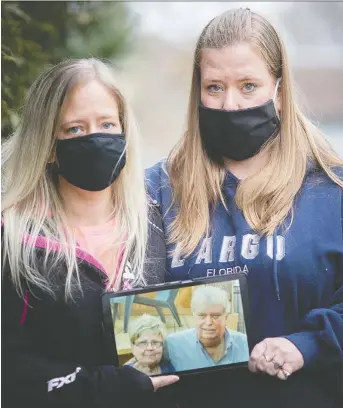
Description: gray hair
128,314,167,345
191,286,231,314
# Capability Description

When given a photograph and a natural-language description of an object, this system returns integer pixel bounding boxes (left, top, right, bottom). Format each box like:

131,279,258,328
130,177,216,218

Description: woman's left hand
248,337,304,380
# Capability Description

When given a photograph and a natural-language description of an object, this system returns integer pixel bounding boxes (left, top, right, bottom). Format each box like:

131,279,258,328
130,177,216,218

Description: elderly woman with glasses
126,314,175,375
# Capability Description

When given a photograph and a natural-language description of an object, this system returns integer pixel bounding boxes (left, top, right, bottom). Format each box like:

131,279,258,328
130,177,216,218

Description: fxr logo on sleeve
47,367,81,392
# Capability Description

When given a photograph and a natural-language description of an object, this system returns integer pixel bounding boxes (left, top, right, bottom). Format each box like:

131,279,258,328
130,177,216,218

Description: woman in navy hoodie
146,8,343,408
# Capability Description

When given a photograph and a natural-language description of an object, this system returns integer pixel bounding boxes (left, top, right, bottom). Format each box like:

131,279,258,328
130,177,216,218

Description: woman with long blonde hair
2,58,178,408
146,8,343,408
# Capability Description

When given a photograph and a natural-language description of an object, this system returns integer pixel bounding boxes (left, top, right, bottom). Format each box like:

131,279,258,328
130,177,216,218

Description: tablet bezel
102,273,251,376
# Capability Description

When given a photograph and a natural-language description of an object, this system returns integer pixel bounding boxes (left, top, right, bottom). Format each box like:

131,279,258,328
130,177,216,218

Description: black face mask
199,87,280,163
55,133,126,191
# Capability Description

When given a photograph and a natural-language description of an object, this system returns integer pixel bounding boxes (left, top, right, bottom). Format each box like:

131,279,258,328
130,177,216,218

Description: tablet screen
103,275,250,376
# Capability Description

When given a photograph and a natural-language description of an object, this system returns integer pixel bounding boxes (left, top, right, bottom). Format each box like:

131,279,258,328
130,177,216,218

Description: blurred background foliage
1,1,138,137
2,2,342,163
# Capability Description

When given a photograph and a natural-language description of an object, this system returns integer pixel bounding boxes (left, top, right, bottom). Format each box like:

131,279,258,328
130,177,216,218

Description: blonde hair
2,58,148,299
167,8,343,256
129,314,166,345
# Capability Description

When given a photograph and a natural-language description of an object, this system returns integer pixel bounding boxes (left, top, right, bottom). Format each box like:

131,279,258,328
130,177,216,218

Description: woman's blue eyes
206,83,257,93
207,84,224,92
66,123,115,134
68,127,81,134
102,123,114,130
242,83,256,92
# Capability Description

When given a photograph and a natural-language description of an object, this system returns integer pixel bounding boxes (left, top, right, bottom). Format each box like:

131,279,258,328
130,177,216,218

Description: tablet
102,273,250,376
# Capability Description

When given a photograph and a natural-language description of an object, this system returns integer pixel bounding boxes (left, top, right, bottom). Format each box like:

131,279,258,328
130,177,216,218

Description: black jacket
1,206,177,408
4,202,341,408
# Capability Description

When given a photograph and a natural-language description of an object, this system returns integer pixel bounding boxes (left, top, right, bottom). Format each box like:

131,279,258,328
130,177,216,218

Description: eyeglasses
134,340,163,349
197,313,225,321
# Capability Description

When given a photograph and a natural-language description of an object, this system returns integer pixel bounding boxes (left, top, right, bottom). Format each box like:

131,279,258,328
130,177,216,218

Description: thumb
150,375,179,391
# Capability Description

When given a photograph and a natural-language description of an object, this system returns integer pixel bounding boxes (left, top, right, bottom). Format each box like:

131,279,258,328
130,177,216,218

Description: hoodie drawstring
272,230,280,301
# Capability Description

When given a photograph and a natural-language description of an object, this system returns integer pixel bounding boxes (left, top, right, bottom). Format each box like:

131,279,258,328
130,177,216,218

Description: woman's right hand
150,375,179,391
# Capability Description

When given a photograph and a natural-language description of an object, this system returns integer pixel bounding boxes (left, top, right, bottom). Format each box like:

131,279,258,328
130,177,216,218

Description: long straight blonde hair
167,8,343,256
2,58,148,298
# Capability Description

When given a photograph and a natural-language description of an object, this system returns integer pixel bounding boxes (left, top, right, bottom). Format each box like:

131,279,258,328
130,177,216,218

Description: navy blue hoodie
146,159,343,406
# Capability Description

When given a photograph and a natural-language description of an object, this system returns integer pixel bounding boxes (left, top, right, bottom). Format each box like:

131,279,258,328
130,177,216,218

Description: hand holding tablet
150,375,179,391
102,274,250,377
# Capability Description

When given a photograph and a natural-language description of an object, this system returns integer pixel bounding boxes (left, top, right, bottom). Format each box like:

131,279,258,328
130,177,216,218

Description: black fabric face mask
55,133,126,191
199,81,281,163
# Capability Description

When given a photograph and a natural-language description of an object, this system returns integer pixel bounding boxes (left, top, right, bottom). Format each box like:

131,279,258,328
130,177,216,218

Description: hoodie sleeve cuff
119,365,154,394
95,365,154,407
284,332,321,367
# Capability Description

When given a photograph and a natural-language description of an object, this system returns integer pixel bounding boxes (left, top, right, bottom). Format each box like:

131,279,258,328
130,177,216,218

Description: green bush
1,1,138,138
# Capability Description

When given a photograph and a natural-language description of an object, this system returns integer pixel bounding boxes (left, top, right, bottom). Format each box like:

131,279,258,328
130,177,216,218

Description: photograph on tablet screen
109,279,249,375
